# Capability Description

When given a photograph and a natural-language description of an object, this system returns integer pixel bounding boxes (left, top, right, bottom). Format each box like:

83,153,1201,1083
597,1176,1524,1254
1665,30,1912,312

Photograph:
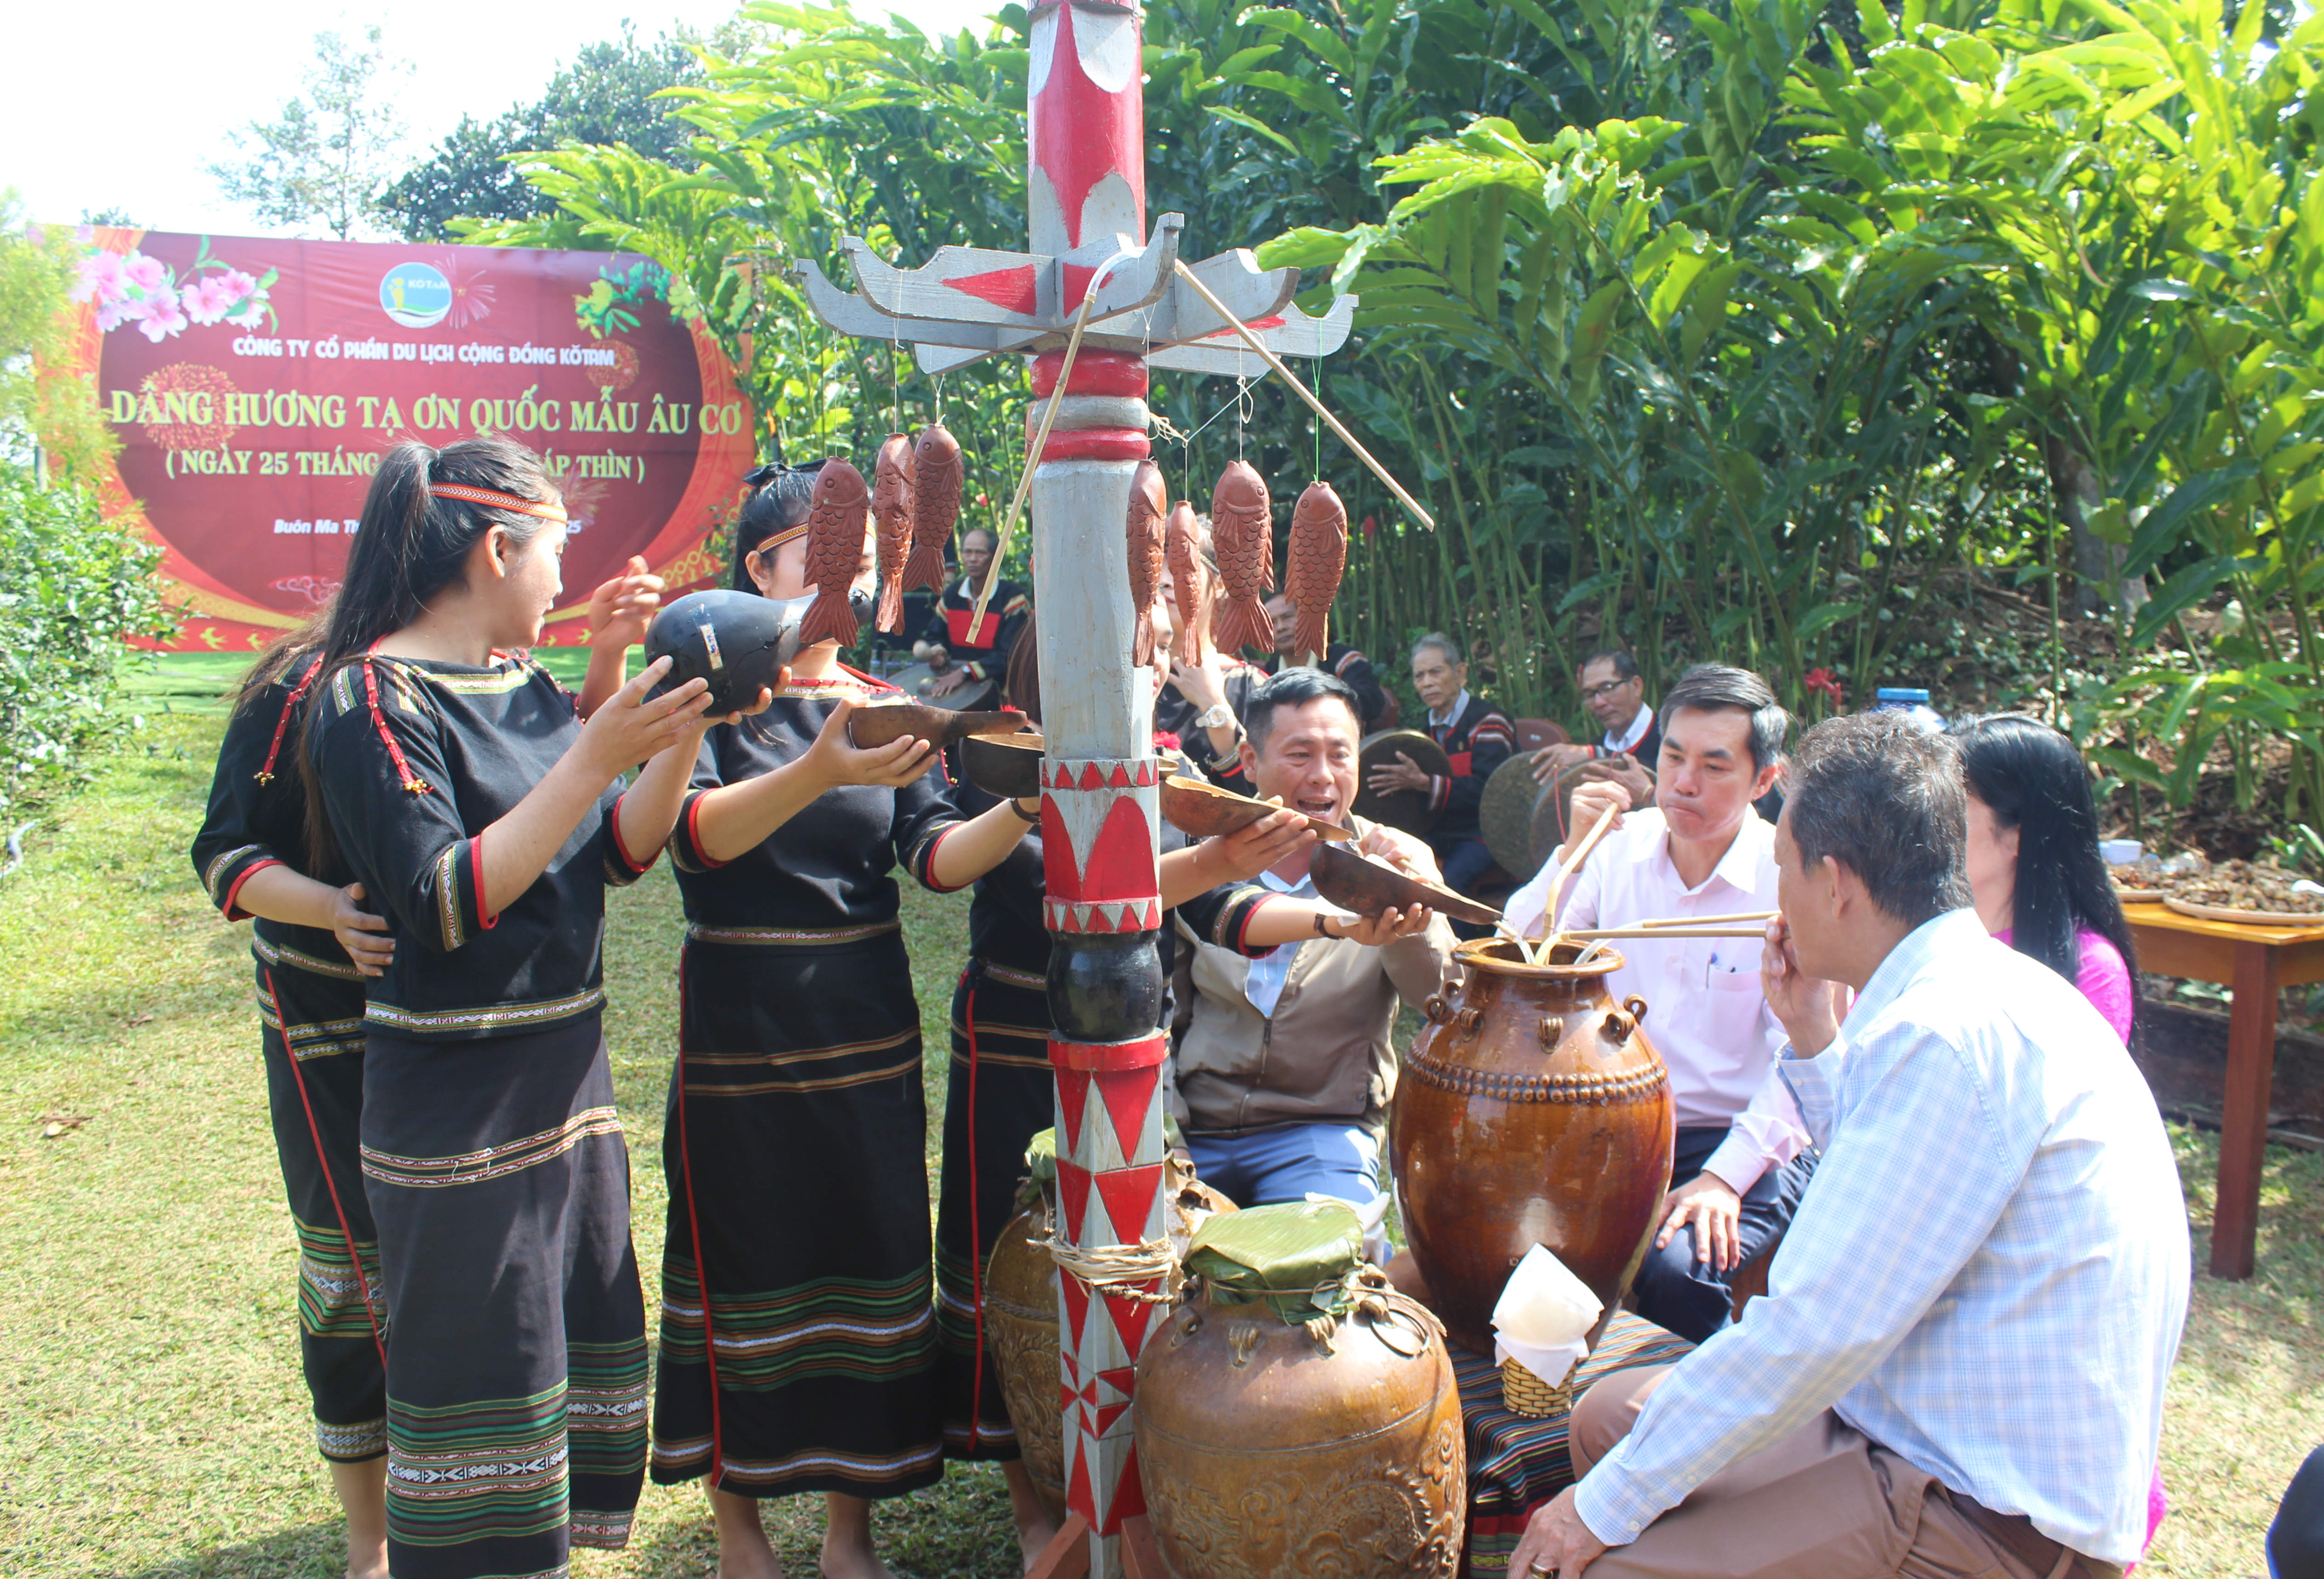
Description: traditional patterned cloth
311,651,654,1576
1456,1313,1696,1576
918,575,1030,684
363,1014,650,1573
655,666,961,1500
192,658,386,1461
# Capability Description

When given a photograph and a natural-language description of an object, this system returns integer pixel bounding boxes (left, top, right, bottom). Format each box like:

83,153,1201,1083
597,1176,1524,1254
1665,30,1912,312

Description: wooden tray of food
1158,774,1355,841
2162,897,2324,927
1309,842,1501,927
2155,859,2324,926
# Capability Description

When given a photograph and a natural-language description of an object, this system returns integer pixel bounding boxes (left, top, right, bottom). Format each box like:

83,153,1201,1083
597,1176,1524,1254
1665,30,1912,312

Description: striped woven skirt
934,956,1057,1460
361,1010,647,1578
256,956,387,1462
652,924,943,1499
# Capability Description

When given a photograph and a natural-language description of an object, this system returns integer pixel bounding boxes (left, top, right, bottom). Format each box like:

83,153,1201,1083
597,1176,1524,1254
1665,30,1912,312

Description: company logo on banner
51,229,755,651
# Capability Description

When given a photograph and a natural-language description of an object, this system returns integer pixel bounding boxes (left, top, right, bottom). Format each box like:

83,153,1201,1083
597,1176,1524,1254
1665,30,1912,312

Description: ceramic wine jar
1389,937,1675,1354
1136,1268,1464,1578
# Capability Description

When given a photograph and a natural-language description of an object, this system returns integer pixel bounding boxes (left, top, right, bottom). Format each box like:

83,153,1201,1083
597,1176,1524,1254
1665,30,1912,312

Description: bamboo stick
1628,910,1778,929
1524,804,1621,965
1168,259,1436,530
1565,926,1771,941
971,270,1105,632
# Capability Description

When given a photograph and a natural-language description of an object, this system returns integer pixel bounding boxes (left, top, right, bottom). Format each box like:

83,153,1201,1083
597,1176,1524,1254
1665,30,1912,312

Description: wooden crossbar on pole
1168,260,1435,531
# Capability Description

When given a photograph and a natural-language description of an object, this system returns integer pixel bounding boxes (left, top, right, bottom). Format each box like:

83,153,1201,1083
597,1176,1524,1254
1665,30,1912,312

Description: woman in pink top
1951,713,2163,1562
1950,714,2140,1042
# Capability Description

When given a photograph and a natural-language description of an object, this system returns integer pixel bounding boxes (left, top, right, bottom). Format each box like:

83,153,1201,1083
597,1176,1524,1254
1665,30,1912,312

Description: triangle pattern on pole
1057,1159,1093,1242
1094,1063,1160,1165
1055,1066,1092,1155
1093,1162,1163,1246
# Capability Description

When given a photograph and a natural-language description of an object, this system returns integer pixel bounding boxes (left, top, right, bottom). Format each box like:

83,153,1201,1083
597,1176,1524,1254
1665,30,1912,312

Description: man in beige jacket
1171,668,1460,1210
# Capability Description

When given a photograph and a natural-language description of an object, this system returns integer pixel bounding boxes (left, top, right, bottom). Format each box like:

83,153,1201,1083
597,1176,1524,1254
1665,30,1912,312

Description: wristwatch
1196,703,1236,731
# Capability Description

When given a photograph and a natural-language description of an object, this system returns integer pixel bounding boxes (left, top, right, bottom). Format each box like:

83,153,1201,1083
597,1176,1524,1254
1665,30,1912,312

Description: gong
1353,728,1451,836
883,660,1001,712
1480,755,1552,883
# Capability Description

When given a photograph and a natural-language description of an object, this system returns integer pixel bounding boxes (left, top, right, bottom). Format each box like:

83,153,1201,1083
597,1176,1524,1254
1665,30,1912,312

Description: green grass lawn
2,661,2318,1577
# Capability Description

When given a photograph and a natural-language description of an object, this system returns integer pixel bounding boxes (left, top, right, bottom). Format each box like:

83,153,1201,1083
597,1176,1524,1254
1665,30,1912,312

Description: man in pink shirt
1502,664,1811,1342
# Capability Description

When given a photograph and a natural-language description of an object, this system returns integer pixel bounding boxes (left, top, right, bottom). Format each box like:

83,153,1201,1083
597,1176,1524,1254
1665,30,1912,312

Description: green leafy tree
378,26,716,243
0,190,112,477
209,25,411,240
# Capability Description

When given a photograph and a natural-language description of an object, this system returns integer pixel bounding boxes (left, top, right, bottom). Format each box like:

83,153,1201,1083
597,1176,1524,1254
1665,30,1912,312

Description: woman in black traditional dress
191,531,663,1579
650,464,1041,1579
934,607,1315,1557
306,435,722,1579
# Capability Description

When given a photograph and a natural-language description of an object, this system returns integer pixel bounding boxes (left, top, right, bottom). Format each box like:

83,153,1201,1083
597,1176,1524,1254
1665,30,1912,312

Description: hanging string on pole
1170,258,1434,530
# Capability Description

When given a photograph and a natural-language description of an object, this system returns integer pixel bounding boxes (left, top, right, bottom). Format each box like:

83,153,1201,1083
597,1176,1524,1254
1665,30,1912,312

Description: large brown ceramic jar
1137,1266,1463,1578
984,1160,1235,1522
1389,938,1675,1354
984,1197,1069,1519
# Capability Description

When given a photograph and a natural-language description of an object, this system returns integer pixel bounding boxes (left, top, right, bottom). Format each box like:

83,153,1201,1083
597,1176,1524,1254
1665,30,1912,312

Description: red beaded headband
430,482,568,522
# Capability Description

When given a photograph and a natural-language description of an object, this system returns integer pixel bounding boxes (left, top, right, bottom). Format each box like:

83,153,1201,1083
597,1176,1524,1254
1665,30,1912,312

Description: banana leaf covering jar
1135,1201,1464,1578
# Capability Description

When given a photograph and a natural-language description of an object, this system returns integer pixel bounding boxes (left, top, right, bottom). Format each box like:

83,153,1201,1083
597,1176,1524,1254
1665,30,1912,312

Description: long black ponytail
1950,713,2141,1038
299,436,561,865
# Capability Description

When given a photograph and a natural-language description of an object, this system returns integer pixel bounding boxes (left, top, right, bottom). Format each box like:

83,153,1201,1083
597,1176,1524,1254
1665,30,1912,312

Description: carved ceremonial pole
788,4,1354,1569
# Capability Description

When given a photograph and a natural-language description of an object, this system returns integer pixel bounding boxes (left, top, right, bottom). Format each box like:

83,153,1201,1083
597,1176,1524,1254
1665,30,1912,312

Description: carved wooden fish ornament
871,433,915,633
1126,460,1168,669
1208,460,1275,657
1285,481,1348,661
795,459,871,650
1166,500,1208,666
905,424,962,592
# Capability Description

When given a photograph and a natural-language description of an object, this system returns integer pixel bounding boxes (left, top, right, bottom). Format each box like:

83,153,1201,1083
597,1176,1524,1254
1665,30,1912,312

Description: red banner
47,228,754,652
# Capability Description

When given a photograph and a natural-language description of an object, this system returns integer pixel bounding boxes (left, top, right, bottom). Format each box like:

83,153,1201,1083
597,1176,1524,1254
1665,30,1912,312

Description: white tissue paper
1491,1244,1602,1387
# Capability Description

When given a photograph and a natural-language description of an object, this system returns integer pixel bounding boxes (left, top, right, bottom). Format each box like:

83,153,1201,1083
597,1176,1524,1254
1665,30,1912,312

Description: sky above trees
1,0,994,237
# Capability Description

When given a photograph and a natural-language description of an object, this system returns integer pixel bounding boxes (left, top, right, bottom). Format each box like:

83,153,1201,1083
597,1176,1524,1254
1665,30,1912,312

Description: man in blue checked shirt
1510,712,2188,1579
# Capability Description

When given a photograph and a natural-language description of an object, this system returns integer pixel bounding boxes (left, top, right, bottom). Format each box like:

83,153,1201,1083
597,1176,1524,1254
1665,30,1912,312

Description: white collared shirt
1605,701,1655,754
1502,807,1804,1193
1242,867,1315,1018
1427,686,1472,732
1576,910,2190,1563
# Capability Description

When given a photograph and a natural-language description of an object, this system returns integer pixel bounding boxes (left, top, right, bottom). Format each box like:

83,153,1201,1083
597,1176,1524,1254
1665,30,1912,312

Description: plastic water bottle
1871,686,1945,731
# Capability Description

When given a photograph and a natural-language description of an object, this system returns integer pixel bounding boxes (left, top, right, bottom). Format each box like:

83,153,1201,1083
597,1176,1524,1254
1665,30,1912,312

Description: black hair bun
645,590,800,715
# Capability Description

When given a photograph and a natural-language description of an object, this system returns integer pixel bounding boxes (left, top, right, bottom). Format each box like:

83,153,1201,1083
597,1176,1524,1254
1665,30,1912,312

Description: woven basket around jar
1500,1356,1575,1418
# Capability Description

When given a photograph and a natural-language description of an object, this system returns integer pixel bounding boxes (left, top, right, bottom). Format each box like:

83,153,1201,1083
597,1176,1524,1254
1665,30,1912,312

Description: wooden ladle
1309,842,1501,928
848,700,1029,750
1158,774,1356,841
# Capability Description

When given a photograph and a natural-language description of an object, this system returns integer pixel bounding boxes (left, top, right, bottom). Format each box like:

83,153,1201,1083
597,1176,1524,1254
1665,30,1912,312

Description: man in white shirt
1510,711,2187,1579
1503,664,1810,1343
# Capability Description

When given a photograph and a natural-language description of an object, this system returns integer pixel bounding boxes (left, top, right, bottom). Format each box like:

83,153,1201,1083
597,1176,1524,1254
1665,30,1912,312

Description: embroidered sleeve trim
605,792,657,884
911,821,968,893
471,834,495,931
1427,775,1450,812
673,790,727,873
203,841,266,908
221,856,285,921
433,844,467,951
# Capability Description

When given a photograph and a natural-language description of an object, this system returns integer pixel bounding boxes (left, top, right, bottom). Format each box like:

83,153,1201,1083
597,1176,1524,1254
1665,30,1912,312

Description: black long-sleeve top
1424,692,1517,842
190,654,362,982
1261,643,1392,733
1153,659,1264,792
917,576,1030,686
667,668,965,931
308,652,653,1039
